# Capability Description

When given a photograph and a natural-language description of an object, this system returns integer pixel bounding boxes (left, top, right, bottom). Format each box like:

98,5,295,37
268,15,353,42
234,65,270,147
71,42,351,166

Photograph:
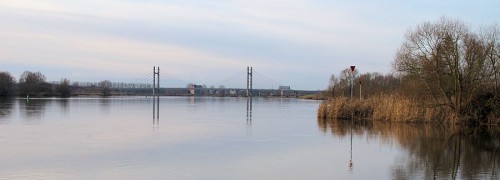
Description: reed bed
318,95,456,123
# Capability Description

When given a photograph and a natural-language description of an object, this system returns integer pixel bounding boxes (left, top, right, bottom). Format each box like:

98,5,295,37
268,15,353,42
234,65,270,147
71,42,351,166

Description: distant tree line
323,17,499,124
326,69,401,99
0,72,16,97
0,71,152,98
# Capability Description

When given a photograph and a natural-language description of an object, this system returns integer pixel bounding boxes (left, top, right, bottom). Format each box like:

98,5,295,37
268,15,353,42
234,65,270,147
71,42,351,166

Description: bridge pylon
153,66,160,95
247,66,253,97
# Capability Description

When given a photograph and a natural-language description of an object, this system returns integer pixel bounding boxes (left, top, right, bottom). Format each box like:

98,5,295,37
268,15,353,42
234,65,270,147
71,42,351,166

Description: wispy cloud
1,0,498,89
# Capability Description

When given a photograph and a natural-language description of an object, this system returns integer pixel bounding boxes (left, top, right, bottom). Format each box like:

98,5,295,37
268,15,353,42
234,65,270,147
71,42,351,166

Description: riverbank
298,94,326,100
10,92,319,99
317,95,500,124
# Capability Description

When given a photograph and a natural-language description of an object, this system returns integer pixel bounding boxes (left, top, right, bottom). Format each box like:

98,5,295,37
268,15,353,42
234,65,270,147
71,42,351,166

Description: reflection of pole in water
246,97,253,137
156,96,159,124
246,97,253,138
153,96,160,126
349,119,353,172
493,143,497,178
451,134,462,180
246,97,253,125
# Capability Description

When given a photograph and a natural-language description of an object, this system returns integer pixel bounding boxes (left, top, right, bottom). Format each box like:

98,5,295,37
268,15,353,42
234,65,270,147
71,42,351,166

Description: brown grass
318,95,464,123
300,94,326,100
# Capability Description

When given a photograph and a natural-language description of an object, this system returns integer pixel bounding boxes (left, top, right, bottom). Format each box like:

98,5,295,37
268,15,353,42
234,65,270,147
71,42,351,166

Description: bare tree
479,24,500,93
394,17,499,122
326,74,339,97
0,72,15,97
98,80,112,96
57,78,72,98
338,68,358,97
19,71,50,96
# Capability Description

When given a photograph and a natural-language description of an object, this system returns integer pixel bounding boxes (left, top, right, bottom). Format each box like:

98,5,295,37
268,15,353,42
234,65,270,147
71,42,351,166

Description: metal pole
153,66,155,95
157,67,160,95
250,67,253,97
153,91,156,124
350,75,353,99
349,66,356,99
246,66,249,97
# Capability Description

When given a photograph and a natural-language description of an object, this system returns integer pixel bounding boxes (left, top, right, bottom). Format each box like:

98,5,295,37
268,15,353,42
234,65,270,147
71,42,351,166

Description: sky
0,0,498,90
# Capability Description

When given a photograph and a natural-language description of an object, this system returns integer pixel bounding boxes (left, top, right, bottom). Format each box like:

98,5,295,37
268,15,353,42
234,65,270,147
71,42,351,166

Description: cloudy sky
1,0,498,90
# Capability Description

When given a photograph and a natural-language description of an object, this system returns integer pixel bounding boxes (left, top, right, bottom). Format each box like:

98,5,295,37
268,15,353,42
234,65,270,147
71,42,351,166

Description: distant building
279,86,291,90
229,89,237,95
189,84,203,96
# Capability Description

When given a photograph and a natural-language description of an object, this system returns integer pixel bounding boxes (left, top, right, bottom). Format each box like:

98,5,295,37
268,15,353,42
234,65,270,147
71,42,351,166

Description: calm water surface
0,97,498,179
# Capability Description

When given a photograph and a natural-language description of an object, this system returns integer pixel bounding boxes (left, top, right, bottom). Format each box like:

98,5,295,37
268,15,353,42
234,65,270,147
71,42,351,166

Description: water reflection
246,97,253,125
20,99,49,121
189,96,201,105
153,96,159,126
59,98,69,114
99,98,111,114
0,98,14,121
246,97,253,137
318,118,500,179
349,119,353,173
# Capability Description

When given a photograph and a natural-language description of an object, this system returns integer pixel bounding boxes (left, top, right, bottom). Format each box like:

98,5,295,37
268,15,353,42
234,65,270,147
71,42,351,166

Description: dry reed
318,95,461,123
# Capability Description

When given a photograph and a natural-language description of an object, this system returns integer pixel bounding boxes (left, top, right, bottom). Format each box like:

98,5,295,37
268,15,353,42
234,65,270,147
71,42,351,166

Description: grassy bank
318,95,500,124
299,94,326,100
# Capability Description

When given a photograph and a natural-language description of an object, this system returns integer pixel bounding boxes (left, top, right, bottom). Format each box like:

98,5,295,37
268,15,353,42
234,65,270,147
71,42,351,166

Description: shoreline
318,96,500,125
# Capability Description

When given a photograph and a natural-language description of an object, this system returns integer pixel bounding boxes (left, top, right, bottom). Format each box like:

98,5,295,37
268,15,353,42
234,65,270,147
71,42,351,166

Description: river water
0,97,498,179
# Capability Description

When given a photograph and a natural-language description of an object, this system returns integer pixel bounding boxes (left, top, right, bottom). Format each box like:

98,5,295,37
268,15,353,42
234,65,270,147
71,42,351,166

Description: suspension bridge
72,66,321,97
